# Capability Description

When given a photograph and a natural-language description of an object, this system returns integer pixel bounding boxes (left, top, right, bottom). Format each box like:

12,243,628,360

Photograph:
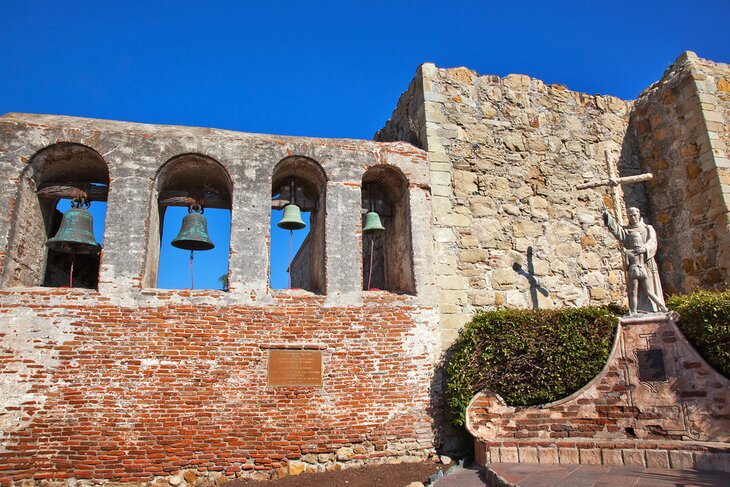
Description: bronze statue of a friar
602,206,667,316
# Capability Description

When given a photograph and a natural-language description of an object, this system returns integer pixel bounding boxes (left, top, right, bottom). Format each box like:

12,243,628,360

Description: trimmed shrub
446,306,621,426
667,290,730,377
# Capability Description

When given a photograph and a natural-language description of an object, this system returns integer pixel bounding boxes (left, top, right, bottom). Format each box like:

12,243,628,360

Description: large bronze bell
277,203,306,230
363,211,385,234
171,205,215,251
46,199,101,254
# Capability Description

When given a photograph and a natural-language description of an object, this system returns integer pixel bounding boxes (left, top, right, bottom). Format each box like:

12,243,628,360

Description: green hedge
446,306,621,426
667,290,730,377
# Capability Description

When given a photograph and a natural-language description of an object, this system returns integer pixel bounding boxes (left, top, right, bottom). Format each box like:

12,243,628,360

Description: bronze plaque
637,349,667,382
268,349,323,387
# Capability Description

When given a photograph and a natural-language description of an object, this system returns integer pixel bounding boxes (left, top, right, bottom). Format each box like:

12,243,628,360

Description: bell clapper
170,203,214,289
363,184,385,291
69,249,75,288
44,196,102,288
70,196,81,288
67,197,84,288
275,178,306,289
368,185,373,291
189,249,195,290
367,236,374,291
288,178,293,289
288,229,293,289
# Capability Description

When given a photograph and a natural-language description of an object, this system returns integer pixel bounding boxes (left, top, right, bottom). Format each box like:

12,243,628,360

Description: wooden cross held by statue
576,150,653,224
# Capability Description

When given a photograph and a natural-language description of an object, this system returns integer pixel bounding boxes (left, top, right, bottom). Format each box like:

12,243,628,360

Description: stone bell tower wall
377,63,648,348
631,52,730,294
0,113,440,484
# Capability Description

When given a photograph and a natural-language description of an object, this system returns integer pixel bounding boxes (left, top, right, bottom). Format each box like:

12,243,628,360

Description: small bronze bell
171,205,215,251
363,211,385,234
46,199,101,254
278,203,306,230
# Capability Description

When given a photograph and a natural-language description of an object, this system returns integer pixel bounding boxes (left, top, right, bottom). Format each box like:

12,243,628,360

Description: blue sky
3,1,730,289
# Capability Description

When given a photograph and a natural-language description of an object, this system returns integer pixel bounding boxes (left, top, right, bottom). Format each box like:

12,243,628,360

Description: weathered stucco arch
142,153,233,288
2,142,109,288
271,155,327,294
361,164,415,294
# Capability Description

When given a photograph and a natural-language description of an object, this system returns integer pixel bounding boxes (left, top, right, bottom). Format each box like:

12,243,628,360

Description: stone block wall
0,114,439,483
376,74,427,150
290,233,311,289
378,64,638,347
378,53,730,349
632,52,730,293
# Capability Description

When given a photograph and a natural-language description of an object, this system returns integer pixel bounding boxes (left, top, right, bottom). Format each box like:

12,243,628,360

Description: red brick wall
0,290,437,483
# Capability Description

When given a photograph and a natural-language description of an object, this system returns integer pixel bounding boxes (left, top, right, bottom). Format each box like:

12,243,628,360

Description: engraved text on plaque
268,349,323,387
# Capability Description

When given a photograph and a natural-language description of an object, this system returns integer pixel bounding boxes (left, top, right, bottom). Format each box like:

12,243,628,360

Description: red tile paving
433,464,728,487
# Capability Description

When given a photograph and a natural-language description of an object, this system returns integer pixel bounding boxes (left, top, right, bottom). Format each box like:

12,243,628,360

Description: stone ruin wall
0,114,440,484
632,52,730,294
378,53,730,348
378,63,641,347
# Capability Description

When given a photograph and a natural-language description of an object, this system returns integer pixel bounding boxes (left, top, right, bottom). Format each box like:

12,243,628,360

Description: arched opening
270,156,326,294
143,154,232,290
361,165,415,294
2,143,109,289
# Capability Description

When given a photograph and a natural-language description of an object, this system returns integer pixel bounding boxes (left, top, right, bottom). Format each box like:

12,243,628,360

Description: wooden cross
576,150,653,225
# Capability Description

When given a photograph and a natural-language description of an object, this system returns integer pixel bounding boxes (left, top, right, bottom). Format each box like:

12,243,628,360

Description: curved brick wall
466,314,730,471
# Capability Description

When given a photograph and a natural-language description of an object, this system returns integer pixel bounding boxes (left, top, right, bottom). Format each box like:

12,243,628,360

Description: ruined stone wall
375,73,427,150
632,52,730,293
0,114,439,483
378,64,638,347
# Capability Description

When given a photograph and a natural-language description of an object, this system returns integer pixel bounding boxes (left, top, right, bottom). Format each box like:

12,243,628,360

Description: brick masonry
0,291,439,482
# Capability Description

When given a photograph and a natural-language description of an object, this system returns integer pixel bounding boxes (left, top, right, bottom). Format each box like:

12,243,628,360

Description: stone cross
576,151,653,224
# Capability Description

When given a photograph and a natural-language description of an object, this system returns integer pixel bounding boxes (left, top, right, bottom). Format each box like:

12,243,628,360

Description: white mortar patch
0,307,74,453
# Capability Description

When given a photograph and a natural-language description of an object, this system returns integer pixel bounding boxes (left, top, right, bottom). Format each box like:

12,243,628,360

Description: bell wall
0,114,439,483
2,51,730,483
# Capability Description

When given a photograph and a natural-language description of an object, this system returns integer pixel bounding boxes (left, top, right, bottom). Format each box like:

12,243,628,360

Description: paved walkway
432,466,486,486
432,463,728,487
